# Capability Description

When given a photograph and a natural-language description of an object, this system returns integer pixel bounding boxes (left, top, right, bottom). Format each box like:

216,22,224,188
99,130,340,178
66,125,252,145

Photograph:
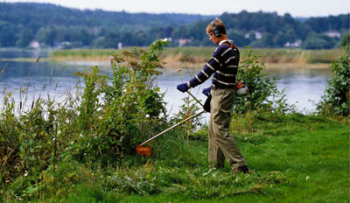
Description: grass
3,113,348,203
50,48,345,67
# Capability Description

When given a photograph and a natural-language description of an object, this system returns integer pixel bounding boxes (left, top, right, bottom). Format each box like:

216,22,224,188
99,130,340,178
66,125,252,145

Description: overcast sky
3,0,350,17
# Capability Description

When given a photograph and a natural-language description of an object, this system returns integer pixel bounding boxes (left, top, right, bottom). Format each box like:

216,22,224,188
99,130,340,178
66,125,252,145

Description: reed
50,48,344,67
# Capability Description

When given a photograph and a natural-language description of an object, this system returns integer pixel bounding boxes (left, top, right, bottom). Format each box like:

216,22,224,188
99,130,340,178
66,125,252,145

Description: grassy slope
53,114,349,203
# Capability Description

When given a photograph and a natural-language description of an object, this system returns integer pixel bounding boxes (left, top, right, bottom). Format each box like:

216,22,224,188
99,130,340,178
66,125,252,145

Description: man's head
206,18,227,44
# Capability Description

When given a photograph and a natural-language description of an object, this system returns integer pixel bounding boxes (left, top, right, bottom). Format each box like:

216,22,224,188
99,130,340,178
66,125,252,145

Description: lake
0,49,332,121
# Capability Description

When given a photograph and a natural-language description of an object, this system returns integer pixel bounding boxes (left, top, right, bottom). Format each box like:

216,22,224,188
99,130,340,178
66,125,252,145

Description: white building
245,31,262,40
284,39,302,48
178,38,192,47
118,42,123,49
325,30,341,38
29,40,40,49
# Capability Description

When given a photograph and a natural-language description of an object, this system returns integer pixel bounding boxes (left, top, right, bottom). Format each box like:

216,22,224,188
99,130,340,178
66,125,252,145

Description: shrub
71,39,169,162
233,48,293,114
0,39,169,190
317,46,350,116
0,91,79,186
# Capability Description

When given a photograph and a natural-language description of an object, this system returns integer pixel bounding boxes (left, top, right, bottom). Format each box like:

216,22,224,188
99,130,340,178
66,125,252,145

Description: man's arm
177,47,229,93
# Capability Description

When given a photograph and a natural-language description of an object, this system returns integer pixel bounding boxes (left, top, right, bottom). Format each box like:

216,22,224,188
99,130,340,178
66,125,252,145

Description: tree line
0,2,348,49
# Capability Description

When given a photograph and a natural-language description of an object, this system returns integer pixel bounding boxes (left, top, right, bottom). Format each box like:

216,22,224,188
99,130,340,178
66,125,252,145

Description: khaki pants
208,89,246,170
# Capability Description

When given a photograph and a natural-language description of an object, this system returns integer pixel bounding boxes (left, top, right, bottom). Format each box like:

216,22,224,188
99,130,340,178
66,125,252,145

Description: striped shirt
187,40,240,89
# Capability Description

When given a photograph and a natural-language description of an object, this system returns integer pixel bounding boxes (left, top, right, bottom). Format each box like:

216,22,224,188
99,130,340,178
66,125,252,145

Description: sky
2,0,350,17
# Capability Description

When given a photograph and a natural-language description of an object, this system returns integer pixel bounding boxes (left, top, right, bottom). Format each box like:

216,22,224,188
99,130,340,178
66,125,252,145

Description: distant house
245,31,262,40
325,30,341,38
55,41,71,49
118,42,123,49
29,40,40,49
178,38,191,47
284,39,302,48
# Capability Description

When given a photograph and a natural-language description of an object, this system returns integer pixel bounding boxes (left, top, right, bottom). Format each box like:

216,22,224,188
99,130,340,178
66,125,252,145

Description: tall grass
50,48,344,65
51,49,118,58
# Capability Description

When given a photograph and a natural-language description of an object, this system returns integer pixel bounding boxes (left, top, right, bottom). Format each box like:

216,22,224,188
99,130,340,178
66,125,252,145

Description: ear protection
211,21,221,37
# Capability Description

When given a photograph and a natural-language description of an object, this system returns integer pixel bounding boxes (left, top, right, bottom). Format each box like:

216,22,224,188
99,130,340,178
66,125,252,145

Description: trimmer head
136,145,152,156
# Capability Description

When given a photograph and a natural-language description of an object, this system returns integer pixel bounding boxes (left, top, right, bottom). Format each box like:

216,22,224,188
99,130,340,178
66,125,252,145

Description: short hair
206,18,227,35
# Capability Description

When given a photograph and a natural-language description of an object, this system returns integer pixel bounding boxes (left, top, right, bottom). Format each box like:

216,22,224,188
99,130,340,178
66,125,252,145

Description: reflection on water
0,57,332,118
267,68,332,112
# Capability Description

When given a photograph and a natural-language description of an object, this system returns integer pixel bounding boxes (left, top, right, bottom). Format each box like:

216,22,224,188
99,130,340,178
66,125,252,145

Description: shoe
232,165,249,174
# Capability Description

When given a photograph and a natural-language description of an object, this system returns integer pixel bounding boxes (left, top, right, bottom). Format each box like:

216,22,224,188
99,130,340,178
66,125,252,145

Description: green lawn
17,113,346,203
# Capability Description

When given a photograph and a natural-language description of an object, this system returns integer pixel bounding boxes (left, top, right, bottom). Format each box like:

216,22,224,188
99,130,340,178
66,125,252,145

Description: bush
0,39,169,192
0,91,79,186
317,46,350,116
71,39,169,162
233,48,293,114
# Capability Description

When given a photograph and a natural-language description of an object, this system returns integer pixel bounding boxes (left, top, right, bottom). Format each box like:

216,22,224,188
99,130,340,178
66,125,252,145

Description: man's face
208,32,220,44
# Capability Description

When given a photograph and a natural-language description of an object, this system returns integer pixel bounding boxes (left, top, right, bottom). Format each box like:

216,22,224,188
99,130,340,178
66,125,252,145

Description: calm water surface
0,50,332,120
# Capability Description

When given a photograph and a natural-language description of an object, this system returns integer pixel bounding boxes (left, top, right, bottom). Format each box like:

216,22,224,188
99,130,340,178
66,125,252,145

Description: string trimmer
136,91,207,156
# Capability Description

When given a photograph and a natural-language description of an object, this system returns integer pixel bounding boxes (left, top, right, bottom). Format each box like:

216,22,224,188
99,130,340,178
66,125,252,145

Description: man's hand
202,87,211,96
177,83,189,93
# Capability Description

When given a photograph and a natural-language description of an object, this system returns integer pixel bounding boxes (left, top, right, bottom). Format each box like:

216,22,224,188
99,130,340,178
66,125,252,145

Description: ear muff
211,21,221,37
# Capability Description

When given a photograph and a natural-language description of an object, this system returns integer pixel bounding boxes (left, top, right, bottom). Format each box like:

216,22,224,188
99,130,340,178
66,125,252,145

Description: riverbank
49,48,344,69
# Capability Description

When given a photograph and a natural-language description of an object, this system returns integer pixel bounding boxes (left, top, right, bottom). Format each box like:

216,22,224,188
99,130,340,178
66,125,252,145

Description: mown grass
3,113,348,203
50,48,345,65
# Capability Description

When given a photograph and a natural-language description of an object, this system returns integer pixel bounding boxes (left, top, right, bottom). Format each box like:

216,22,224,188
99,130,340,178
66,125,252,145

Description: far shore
2,47,343,70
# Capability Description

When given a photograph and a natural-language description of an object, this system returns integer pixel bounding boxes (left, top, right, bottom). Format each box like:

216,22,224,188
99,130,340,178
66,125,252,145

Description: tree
340,33,350,47
16,29,34,48
37,27,58,47
303,34,336,49
227,29,251,47
0,22,18,47
274,32,288,47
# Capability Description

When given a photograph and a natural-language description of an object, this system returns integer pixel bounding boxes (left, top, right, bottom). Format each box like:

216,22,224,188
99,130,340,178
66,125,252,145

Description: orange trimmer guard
136,145,152,156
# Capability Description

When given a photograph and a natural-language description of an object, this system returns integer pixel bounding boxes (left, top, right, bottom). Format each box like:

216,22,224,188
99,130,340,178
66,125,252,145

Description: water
0,49,49,59
267,68,332,113
0,50,332,118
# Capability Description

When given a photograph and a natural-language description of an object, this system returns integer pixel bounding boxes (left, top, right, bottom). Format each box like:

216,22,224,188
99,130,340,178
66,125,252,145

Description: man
176,18,249,174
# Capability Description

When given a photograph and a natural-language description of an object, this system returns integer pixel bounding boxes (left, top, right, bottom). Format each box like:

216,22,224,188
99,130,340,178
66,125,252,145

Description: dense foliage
72,40,169,161
0,40,168,191
317,46,350,116
232,48,293,114
0,3,348,49
0,3,211,48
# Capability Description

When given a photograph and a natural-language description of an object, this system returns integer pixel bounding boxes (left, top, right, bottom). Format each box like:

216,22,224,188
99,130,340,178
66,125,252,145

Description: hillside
0,3,212,29
0,3,348,49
